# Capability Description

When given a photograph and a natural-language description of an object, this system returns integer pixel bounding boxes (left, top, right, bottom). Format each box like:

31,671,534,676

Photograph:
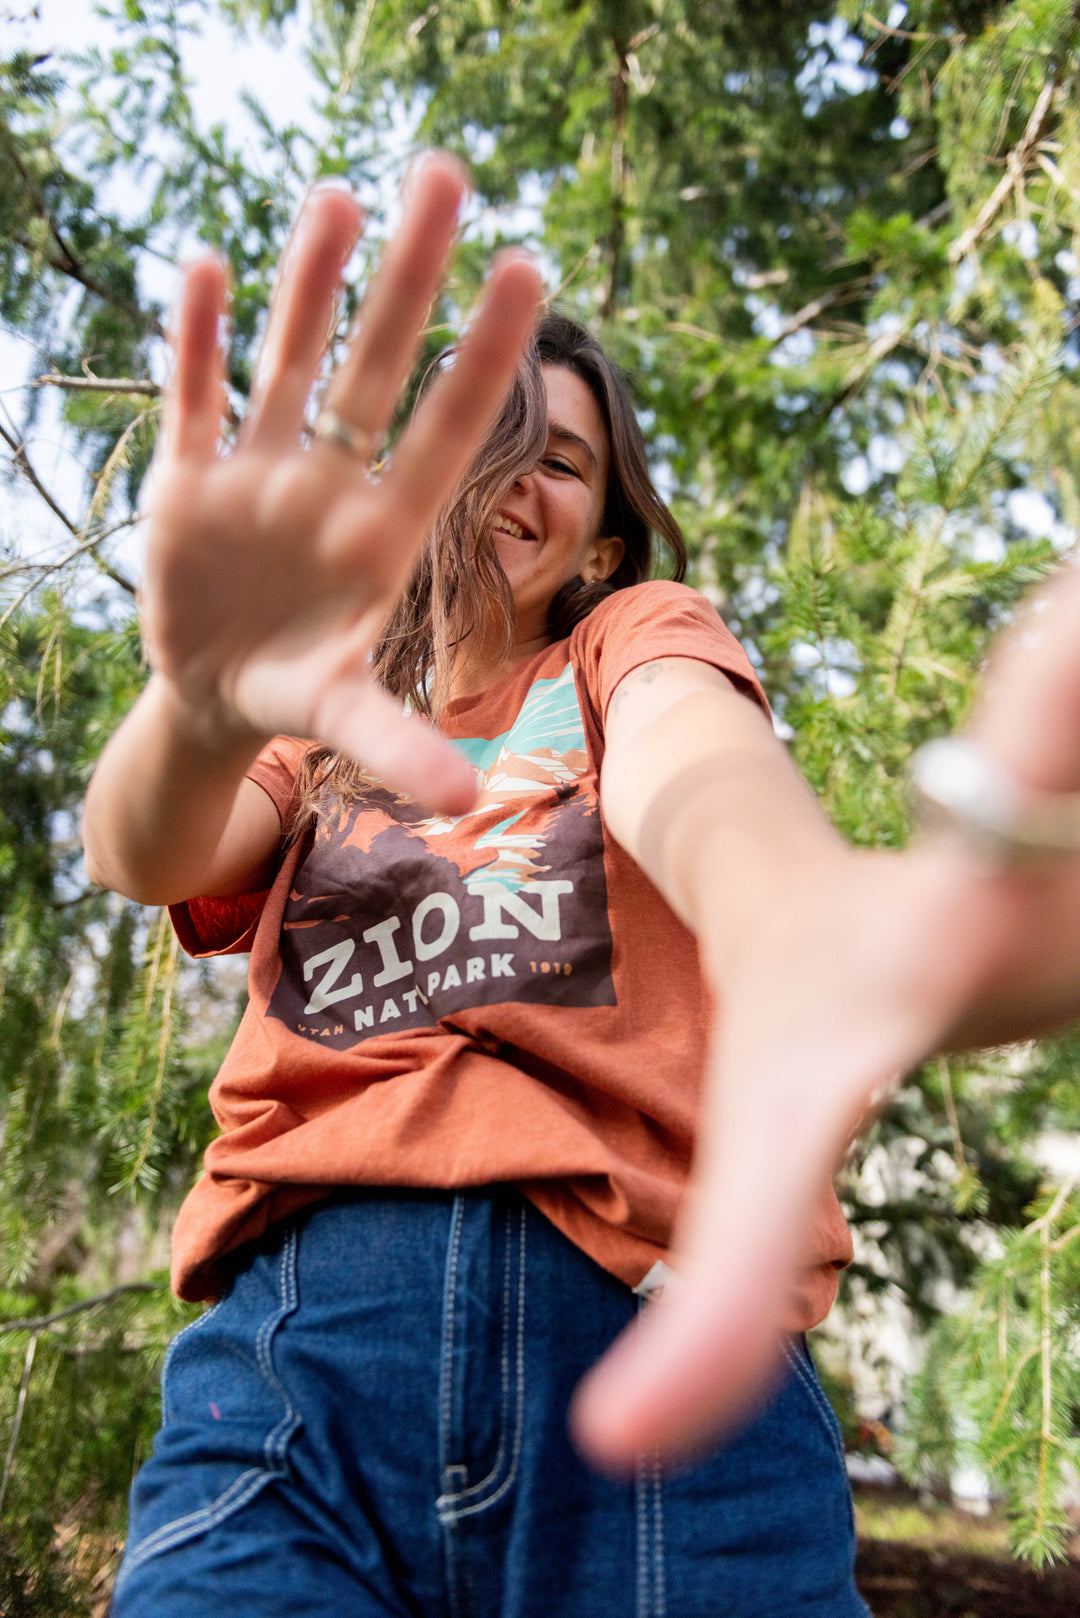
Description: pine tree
2,1,1079,1597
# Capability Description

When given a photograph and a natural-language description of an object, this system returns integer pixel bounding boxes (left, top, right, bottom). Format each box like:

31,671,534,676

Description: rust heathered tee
168,580,854,1327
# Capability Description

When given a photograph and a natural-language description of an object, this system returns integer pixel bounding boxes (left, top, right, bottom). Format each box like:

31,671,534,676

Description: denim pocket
115,1224,302,1589
158,1280,234,1425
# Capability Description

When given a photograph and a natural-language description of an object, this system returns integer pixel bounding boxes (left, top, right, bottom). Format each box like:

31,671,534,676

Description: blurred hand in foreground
145,155,541,811
573,561,1080,1470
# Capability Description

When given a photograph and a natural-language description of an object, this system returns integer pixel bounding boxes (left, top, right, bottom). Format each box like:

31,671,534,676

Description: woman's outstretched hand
144,155,541,812
574,561,1080,1471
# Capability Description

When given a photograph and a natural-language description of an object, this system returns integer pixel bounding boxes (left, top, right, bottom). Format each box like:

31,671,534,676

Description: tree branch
830,322,912,418
772,284,857,344
35,373,162,397
0,1281,158,1336
3,121,165,338
948,77,1059,264
0,1334,36,1514
0,415,79,535
602,33,630,320
0,418,138,597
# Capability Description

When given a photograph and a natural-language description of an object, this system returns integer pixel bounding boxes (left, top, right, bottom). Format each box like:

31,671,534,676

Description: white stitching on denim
439,1195,466,1486
438,1202,526,1520
439,1202,510,1509
256,1228,302,1469
115,1225,302,1586
634,1294,649,1618
635,1453,649,1618
437,1199,468,1618
114,1466,271,1580
782,1338,847,1469
652,1457,665,1618
634,1453,665,1617
633,1455,667,1617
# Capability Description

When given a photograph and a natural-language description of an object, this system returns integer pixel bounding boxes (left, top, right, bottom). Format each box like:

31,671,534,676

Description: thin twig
948,78,1059,264
987,1343,1040,1434
1036,1229,1052,1548
0,1333,36,1513
1025,1173,1079,1237
773,286,849,344
126,924,179,1192
832,322,911,417
0,418,138,597
35,373,162,397
936,1055,969,1178
0,1281,157,1337
860,14,955,44
0,416,78,535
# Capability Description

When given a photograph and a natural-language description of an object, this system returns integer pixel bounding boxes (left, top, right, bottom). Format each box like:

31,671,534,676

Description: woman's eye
543,457,579,477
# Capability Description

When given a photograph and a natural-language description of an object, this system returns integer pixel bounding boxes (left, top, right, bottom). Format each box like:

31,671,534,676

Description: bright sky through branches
2,1,318,578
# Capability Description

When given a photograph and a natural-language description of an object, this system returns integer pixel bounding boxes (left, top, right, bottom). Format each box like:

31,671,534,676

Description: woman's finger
571,1018,874,1469
973,561,1080,791
376,252,543,547
313,677,478,815
571,858,993,1469
164,256,228,462
320,152,469,441
243,186,363,450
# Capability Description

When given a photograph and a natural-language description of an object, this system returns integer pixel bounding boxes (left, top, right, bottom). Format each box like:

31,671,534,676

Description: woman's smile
494,512,537,542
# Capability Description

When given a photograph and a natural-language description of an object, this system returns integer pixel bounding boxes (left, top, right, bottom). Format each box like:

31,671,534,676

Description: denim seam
782,1338,847,1469
438,1203,525,1521
635,1455,648,1618
115,1225,302,1588
633,1290,666,1618
651,1456,666,1618
439,1202,509,1508
439,1195,466,1483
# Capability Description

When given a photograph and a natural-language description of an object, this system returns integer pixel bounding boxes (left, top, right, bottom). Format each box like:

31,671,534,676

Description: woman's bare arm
582,626,1080,1471
598,657,842,947
82,676,281,904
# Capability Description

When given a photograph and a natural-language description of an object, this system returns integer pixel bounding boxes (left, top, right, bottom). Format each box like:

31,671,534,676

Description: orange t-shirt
169,580,853,1325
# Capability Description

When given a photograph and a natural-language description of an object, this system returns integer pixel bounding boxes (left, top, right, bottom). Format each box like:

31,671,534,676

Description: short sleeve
572,580,769,725
168,735,312,958
244,734,313,826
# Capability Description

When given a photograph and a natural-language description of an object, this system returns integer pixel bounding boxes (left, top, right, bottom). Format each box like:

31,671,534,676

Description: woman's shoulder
570,580,767,716
593,577,715,617
571,579,731,651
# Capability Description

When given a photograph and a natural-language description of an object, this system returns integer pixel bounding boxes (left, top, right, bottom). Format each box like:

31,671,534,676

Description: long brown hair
294,311,687,823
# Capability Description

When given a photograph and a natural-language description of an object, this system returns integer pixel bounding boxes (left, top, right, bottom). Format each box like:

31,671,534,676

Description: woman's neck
449,626,551,703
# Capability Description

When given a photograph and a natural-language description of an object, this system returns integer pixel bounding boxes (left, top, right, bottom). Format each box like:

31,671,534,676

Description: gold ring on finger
312,408,382,464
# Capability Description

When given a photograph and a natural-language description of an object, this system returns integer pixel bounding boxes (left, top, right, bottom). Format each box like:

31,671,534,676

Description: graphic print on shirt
266,665,615,1049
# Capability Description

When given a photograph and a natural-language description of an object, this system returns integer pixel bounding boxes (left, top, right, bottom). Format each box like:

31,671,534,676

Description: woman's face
492,364,625,641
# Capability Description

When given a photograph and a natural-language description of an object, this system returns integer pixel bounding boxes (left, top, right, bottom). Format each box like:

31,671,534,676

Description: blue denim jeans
111,1187,867,1617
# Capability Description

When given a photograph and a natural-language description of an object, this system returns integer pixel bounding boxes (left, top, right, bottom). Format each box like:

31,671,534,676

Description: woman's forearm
601,672,845,967
82,674,279,906
602,666,1080,1054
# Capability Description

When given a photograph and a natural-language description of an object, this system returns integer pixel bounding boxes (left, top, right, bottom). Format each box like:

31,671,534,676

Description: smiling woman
367,311,688,715
288,311,689,822
85,161,875,1617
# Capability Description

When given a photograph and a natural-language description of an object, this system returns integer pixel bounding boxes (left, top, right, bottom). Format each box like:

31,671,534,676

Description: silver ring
312,408,381,463
909,736,1080,865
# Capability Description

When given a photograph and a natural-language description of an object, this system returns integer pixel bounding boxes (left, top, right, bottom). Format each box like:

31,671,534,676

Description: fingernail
489,246,539,271
406,148,471,204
